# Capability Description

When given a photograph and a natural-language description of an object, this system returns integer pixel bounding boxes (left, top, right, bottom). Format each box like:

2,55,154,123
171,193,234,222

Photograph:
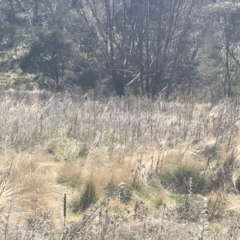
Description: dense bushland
1,1,240,100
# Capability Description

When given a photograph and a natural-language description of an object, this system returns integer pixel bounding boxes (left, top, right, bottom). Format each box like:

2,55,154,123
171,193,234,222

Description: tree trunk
224,18,232,97
113,70,124,96
145,0,150,95
33,0,39,25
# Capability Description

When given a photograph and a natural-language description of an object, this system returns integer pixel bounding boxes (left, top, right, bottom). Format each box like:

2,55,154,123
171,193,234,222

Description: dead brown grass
0,90,240,238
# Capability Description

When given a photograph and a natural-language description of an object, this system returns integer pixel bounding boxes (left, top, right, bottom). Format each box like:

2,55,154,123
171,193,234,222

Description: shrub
20,30,73,86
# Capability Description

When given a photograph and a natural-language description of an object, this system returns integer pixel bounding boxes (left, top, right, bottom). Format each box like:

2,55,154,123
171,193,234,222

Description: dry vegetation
1,89,240,239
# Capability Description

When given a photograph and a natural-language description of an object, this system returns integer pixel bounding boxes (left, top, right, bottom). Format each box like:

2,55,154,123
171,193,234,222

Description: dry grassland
1,90,240,239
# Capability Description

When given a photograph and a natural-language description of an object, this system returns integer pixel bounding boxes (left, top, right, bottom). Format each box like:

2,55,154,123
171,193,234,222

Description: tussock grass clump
71,179,98,213
47,139,89,161
207,192,227,221
56,162,82,188
154,190,169,209
160,164,209,194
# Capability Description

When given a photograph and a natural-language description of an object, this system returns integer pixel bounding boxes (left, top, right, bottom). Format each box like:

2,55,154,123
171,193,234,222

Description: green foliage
2,0,240,98
160,165,209,194
78,144,89,158
0,22,17,48
20,30,73,85
69,55,99,89
71,180,98,213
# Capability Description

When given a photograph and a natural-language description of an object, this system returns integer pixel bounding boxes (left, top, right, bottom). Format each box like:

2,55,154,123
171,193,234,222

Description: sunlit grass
0,90,240,238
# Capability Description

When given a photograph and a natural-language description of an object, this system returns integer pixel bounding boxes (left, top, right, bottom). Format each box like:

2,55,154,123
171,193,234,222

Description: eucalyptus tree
80,0,202,97
20,30,73,87
80,0,136,96
203,1,240,97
